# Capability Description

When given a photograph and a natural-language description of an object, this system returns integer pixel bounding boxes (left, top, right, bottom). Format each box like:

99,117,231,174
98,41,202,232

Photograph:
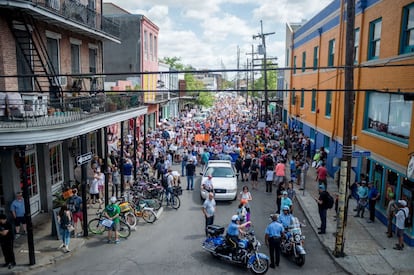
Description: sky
107,0,333,78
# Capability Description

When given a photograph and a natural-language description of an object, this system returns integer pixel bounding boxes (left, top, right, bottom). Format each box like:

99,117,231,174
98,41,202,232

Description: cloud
107,0,335,72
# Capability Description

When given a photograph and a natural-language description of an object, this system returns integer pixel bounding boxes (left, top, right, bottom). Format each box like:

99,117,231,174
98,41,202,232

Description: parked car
200,160,238,201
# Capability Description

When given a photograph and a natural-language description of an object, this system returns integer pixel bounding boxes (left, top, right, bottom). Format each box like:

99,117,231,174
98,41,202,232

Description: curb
295,192,353,275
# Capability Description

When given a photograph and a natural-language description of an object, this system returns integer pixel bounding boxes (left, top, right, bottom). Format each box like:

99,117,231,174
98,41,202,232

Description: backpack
402,209,412,228
325,192,334,209
161,175,168,188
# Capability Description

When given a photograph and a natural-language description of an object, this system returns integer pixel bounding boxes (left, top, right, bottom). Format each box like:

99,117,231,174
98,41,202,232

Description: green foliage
250,61,278,98
184,73,205,95
196,92,214,107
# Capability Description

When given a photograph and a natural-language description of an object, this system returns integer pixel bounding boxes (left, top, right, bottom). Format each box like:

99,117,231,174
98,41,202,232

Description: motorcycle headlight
301,235,306,240
294,234,301,242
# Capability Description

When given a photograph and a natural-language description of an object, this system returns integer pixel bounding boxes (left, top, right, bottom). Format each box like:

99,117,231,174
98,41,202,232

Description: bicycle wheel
158,192,165,206
88,218,106,235
170,194,181,209
118,220,131,239
123,211,137,228
142,209,157,223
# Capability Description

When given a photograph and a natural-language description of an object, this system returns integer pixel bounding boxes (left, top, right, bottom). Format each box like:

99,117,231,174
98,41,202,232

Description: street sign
352,150,371,158
76,152,93,165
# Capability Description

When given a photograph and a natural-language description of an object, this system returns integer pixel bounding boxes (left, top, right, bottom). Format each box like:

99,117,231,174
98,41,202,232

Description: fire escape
7,12,63,101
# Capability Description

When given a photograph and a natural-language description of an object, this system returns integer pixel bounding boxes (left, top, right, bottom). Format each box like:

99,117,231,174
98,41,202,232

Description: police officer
226,215,251,258
265,214,284,268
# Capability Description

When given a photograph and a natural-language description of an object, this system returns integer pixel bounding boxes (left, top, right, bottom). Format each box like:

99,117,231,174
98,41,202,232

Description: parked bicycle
87,210,131,239
158,186,181,209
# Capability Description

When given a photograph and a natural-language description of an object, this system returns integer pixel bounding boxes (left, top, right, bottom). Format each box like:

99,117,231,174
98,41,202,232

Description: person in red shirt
316,162,328,190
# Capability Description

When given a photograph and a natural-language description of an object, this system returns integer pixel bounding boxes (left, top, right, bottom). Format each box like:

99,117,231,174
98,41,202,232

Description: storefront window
89,132,97,155
50,144,63,186
384,169,398,209
20,151,39,198
401,178,413,230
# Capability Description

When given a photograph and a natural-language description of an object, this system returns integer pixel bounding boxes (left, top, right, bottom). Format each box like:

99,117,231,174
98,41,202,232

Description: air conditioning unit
58,76,67,87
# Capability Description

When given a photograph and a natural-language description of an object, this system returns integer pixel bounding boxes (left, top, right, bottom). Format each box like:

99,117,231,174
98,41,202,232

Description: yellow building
285,0,414,245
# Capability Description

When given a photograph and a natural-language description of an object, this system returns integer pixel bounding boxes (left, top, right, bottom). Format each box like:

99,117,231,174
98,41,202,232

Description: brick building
285,0,414,245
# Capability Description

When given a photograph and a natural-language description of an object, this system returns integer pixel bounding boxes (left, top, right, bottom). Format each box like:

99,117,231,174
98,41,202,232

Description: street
30,171,346,275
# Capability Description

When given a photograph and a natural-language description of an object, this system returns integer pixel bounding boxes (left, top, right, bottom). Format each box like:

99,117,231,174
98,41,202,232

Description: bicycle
119,201,138,228
132,199,157,223
87,210,131,239
158,186,181,209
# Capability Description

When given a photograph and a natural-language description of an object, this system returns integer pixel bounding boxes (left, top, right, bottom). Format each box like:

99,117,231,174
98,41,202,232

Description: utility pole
253,20,275,124
246,44,256,106
334,0,355,257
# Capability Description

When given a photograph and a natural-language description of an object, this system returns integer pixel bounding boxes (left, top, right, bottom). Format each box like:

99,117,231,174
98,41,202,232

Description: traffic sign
352,150,371,158
76,152,93,165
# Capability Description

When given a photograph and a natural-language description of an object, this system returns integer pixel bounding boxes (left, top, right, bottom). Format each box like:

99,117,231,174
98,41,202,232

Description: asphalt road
35,172,346,275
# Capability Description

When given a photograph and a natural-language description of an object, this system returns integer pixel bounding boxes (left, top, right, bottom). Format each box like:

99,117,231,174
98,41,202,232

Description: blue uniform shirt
265,221,284,237
278,213,293,229
227,222,239,236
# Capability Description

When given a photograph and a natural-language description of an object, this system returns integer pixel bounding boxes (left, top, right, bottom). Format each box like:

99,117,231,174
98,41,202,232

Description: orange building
285,0,414,245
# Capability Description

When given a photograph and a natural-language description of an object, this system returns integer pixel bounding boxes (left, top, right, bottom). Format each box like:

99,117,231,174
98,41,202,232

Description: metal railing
0,92,143,129
21,0,120,37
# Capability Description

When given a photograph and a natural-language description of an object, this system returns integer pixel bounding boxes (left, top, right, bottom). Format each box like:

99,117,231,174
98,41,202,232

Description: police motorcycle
280,215,306,266
202,216,270,274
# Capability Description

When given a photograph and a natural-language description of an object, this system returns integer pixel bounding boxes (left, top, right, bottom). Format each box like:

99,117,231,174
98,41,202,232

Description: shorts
98,185,104,192
251,173,258,181
276,175,284,183
124,175,133,183
109,221,120,231
15,216,26,226
396,228,404,238
72,212,83,223
90,193,100,200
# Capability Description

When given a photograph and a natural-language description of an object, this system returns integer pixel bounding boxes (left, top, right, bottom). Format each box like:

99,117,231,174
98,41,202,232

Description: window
71,44,80,74
368,18,382,60
89,48,96,73
302,51,306,72
291,88,296,105
144,30,148,60
46,37,60,74
50,144,63,187
400,3,414,54
325,90,332,116
300,89,304,108
311,89,316,112
19,151,39,198
354,28,360,63
310,128,315,143
286,48,290,66
365,91,412,142
328,39,335,66
293,56,297,74
323,135,330,153
150,33,153,61
313,46,319,70
154,36,157,61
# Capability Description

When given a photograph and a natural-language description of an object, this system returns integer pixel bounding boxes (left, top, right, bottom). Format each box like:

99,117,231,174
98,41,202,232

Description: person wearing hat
315,184,329,234
278,206,293,230
103,197,121,244
265,214,284,268
0,213,16,269
354,181,369,219
201,174,214,193
185,158,196,190
394,200,409,250
280,191,292,214
386,193,397,238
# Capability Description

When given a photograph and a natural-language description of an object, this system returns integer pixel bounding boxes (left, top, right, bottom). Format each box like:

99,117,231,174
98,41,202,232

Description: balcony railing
21,0,120,37
0,92,143,129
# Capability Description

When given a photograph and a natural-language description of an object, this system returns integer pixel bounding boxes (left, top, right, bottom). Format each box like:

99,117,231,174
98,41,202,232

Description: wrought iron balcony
6,0,120,38
0,92,143,129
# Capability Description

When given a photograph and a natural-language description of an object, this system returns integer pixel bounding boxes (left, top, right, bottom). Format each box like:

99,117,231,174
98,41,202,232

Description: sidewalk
295,168,414,275
0,203,163,275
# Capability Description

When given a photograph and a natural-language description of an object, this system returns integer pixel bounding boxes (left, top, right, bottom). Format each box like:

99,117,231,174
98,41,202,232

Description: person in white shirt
393,200,409,250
